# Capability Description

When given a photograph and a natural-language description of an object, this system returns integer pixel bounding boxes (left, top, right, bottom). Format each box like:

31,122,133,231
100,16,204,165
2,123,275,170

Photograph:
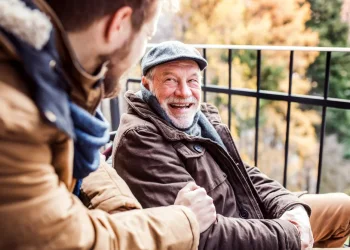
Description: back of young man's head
45,0,178,98
45,0,156,32
45,0,163,98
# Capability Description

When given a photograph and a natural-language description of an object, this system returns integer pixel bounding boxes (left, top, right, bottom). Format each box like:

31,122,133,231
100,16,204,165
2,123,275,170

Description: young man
113,41,350,250
0,1,216,249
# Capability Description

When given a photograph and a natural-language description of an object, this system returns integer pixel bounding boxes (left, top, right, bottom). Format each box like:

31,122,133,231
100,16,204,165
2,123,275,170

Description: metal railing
110,44,350,194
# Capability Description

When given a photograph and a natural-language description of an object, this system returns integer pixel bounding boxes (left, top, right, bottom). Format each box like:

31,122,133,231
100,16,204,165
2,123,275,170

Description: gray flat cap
141,41,208,75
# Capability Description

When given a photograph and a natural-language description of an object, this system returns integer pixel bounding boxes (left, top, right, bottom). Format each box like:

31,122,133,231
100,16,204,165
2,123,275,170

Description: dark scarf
140,86,227,150
0,0,109,196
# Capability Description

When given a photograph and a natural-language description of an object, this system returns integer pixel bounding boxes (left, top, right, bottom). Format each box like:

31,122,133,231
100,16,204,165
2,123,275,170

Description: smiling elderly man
112,41,350,250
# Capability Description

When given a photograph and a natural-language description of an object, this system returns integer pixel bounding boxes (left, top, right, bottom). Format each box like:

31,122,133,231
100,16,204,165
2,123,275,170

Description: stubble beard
101,33,135,99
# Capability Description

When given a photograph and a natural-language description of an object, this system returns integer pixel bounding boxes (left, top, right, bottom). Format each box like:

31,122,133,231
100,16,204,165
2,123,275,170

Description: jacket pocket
173,142,206,158
173,142,227,193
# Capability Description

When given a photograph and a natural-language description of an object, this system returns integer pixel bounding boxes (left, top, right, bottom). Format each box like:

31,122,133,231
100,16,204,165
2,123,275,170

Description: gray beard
140,85,201,136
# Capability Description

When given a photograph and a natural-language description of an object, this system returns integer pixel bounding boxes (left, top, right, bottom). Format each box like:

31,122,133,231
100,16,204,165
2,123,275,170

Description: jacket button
193,144,202,153
239,209,249,219
49,60,56,69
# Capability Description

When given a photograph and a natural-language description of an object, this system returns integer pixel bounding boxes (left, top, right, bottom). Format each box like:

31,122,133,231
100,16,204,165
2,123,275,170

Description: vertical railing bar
228,49,232,129
283,51,294,188
316,51,331,194
203,48,207,103
110,97,120,131
254,50,262,167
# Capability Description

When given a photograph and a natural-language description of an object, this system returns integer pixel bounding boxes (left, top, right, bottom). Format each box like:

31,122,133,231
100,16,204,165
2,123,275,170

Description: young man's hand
175,182,216,233
280,205,314,250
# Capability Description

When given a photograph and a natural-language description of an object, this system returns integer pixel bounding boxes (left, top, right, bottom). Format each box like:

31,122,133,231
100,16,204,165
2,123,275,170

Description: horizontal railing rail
150,43,350,52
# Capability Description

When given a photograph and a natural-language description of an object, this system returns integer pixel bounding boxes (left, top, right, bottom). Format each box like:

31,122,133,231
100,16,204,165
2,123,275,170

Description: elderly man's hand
175,182,216,233
280,205,314,250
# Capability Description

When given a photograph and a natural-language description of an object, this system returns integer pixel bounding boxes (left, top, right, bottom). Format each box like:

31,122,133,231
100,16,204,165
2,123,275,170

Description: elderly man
112,41,350,250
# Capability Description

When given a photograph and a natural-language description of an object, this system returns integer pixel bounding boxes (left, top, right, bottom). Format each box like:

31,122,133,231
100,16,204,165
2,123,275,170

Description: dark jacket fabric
113,91,312,250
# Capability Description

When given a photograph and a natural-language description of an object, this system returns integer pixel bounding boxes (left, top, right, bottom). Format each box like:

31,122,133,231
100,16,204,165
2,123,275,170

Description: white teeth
171,104,190,108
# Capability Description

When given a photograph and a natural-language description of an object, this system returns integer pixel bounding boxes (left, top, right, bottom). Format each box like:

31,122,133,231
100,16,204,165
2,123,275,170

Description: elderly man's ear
142,76,151,90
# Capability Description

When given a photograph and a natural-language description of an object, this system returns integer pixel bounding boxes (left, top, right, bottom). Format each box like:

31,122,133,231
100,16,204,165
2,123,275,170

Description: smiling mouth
169,103,194,109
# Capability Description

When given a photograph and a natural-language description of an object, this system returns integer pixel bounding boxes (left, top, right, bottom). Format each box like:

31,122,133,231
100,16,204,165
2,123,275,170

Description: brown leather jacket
113,91,312,250
0,1,199,249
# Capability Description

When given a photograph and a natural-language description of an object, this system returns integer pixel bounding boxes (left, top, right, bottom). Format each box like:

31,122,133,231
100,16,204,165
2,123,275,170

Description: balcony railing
108,44,350,194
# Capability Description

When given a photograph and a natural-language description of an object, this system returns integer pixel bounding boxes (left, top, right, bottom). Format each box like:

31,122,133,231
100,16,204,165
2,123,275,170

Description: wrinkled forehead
154,60,201,75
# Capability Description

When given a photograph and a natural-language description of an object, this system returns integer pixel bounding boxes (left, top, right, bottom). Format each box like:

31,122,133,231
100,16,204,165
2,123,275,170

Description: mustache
164,96,198,104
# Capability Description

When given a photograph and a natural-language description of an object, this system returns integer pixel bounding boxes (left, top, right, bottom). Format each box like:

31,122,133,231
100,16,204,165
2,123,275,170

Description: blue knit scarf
71,103,110,196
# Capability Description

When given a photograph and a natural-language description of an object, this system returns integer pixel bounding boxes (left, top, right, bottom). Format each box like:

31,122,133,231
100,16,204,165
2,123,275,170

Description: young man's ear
142,76,151,90
105,6,133,48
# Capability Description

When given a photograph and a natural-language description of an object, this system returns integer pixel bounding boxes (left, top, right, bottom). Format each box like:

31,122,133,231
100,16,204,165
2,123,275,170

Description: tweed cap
141,41,208,75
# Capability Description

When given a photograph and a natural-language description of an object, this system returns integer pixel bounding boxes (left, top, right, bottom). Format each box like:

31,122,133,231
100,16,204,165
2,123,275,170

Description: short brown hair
46,0,158,32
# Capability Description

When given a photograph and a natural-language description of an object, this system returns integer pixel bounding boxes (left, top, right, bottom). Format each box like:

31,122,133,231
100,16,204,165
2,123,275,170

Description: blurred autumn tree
174,0,322,191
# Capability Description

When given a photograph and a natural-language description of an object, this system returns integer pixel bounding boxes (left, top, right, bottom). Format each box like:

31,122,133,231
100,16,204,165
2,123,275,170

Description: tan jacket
0,0,199,249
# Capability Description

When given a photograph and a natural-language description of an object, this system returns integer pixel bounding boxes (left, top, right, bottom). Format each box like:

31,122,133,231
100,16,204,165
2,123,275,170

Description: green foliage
261,66,285,91
231,50,285,91
306,0,350,158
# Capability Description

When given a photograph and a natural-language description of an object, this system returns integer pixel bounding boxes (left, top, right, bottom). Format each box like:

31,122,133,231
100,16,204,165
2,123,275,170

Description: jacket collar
0,0,108,113
124,91,224,141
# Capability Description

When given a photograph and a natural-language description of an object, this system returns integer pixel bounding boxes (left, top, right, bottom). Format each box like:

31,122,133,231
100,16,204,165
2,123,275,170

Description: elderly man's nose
175,82,191,97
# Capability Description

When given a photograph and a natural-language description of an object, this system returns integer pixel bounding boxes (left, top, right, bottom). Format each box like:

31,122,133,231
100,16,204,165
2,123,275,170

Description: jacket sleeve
199,214,301,250
245,164,311,218
80,155,143,213
0,83,199,250
113,127,302,250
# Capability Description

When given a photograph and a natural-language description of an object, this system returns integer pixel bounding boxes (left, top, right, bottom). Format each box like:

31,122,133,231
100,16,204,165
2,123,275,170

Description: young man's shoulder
0,63,56,143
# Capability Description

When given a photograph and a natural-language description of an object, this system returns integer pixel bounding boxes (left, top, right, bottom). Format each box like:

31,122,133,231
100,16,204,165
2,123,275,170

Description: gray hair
145,67,156,81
